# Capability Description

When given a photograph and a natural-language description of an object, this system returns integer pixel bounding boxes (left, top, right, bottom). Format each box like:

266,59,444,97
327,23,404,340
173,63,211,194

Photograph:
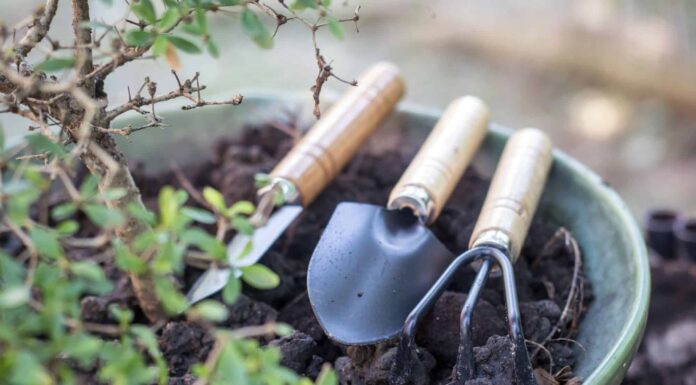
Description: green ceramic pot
115,92,650,385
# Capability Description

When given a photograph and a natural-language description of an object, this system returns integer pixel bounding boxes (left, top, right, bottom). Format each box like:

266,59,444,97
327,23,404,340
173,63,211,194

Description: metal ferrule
471,230,515,275
251,177,300,226
387,185,435,225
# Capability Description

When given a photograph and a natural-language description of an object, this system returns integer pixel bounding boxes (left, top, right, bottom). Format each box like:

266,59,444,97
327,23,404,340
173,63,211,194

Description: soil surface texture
79,124,593,385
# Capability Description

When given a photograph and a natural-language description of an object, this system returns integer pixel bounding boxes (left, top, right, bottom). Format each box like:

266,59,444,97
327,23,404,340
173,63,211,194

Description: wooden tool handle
469,128,553,261
270,62,405,207
387,96,489,225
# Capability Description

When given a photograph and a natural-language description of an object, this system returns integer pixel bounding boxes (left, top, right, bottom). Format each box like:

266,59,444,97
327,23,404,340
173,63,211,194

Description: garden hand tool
307,96,490,345
187,62,405,304
391,128,553,385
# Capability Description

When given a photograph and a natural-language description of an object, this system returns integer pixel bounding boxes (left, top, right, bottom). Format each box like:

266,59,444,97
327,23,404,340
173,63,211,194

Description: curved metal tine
453,247,536,385
390,248,488,385
454,257,493,383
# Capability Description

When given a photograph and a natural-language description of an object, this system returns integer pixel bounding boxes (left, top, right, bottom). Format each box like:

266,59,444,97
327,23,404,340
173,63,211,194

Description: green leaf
241,8,273,49
56,220,79,236
80,175,99,198
291,0,318,11
125,29,153,47
71,261,106,282
181,228,227,260
51,202,77,220
240,264,280,289
29,226,63,259
326,16,344,40
109,304,134,326
158,7,180,30
321,0,331,6
159,186,179,228
63,333,103,367
100,188,128,201
154,276,188,314
222,276,241,304
127,202,157,226
181,207,216,224
84,203,125,228
275,323,294,337
193,300,229,322
165,35,201,54
0,286,29,308
316,365,338,385
152,35,169,57
115,241,147,274
80,21,113,30
207,40,219,58
25,133,66,156
202,186,226,212
131,0,157,24
219,0,240,5
225,200,255,218
34,57,76,72
195,8,208,34
232,216,254,235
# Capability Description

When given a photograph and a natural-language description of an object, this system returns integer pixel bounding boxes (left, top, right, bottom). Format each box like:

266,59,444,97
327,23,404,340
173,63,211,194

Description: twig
17,0,60,57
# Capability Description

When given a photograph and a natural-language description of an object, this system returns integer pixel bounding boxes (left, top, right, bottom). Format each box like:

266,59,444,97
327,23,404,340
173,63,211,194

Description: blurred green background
3,0,695,218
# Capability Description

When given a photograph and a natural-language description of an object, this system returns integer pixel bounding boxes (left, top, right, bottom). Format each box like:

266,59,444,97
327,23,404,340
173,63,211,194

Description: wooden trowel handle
470,128,553,261
270,62,405,207
387,96,489,225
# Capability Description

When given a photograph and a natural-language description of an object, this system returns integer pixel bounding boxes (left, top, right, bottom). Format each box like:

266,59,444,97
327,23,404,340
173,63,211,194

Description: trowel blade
307,202,454,345
186,205,303,304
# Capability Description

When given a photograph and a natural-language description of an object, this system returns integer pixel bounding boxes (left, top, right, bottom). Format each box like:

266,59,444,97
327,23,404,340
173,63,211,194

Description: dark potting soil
80,124,592,385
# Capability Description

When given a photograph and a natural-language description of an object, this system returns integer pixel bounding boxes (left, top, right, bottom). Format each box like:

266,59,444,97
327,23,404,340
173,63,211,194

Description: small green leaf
240,264,280,289
225,201,255,218
195,9,208,34
316,365,338,385
326,16,344,40
56,220,79,236
219,0,240,5
275,323,294,337
222,276,241,304
29,226,63,259
207,40,220,58
115,241,147,274
232,216,254,235
84,204,125,228
165,35,201,54
127,202,157,226
131,0,157,24
291,0,318,11
110,304,134,326
321,0,331,6
70,261,106,282
80,21,113,30
80,175,99,198
0,286,29,308
241,9,273,49
100,188,128,201
125,29,153,47
152,35,169,57
254,173,271,188
154,276,188,314
181,228,227,260
25,133,66,156
193,300,229,322
158,7,180,30
35,57,76,72
159,186,179,228
51,202,77,220
181,207,216,224
202,187,226,212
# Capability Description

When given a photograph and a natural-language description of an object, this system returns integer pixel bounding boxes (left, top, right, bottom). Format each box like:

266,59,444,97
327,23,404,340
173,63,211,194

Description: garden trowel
307,96,490,345
187,62,405,304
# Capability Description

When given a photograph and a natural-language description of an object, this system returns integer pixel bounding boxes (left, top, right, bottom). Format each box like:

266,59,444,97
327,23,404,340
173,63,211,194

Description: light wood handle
271,62,405,206
469,128,553,261
387,96,489,224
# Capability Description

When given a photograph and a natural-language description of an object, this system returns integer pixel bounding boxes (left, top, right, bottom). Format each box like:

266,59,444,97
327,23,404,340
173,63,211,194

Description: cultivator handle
387,96,489,225
470,128,553,261
270,62,405,207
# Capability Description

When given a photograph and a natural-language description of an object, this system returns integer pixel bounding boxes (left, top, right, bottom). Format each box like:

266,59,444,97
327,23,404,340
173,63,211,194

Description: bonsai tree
0,0,357,383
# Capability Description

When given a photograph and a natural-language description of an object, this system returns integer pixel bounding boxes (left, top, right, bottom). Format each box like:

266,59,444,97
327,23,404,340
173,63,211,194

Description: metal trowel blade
307,202,454,345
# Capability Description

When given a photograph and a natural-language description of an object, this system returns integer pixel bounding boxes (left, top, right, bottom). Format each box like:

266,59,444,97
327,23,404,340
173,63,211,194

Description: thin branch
17,0,60,57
